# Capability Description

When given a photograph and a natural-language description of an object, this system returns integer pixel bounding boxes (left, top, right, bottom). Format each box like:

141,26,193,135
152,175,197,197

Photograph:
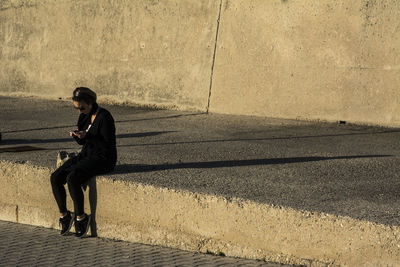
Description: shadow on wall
112,155,391,174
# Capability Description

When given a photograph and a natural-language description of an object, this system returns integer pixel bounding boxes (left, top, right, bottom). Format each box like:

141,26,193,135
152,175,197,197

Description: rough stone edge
0,160,399,266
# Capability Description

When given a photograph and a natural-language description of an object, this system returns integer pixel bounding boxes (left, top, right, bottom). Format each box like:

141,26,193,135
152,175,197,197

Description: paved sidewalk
0,220,290,267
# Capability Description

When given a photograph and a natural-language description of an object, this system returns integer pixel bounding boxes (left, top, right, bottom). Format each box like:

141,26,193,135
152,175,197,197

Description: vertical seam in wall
16,205,19,223
206,0,223,114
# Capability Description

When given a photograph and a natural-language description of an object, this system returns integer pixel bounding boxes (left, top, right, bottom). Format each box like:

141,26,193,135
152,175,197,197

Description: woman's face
73,100,92,114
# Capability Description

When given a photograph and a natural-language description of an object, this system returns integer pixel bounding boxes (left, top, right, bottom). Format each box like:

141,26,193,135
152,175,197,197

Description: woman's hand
69,130,78,137
70,130,86,139
74,130,86,139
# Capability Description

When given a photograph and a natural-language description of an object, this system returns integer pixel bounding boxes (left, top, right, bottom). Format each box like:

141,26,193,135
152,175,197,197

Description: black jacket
73,104,117,168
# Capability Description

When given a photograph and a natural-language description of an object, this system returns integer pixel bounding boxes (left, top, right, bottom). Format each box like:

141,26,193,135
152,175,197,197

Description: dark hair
72,87,97,104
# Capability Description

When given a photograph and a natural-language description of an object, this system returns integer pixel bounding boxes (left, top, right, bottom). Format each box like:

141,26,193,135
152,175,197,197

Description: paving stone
0,221,294,267
0,220,292,267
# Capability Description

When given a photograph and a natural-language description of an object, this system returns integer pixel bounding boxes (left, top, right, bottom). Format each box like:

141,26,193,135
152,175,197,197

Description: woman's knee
66,169,86,188
50,171,63,186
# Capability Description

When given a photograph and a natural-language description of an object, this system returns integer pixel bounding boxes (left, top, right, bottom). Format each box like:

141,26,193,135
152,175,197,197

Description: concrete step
1,96,400,266
1,160,399,266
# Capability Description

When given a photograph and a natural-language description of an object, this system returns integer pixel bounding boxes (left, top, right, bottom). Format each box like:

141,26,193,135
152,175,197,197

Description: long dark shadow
116,131,176,139
0,137,72,145
3,127,400,149
0,131,174,146
0,145,47,153
1,113,205,134
117,130,400,148
2,125,76,134
113,155,391,174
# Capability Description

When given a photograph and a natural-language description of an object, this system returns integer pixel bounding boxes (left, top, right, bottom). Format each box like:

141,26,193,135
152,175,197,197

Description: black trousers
50,155,114,216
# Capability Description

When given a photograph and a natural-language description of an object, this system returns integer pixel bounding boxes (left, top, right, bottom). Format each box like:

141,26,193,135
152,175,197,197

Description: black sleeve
98,112,116,147
73,135,86,145
83,111,115,145
73,113,87,145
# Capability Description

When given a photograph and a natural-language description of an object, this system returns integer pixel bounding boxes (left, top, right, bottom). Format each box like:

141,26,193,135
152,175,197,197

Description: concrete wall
210,0,400,126
1,0,400,125
0,0,219,110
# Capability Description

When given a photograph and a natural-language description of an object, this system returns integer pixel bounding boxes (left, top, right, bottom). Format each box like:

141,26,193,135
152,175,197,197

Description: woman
50,87,117,237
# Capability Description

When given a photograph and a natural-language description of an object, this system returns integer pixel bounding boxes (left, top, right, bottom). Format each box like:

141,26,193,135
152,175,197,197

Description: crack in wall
206,0,223,114
15,205,19,223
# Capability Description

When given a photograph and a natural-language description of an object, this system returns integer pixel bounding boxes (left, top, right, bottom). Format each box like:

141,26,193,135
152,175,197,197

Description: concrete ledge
1,160,400,266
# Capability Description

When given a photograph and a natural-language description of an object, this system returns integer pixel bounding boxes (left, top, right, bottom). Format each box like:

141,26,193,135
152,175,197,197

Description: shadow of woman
82,177,97,237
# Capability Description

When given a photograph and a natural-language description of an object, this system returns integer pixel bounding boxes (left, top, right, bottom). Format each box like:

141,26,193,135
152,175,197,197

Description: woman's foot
74,213,91,238
59,211,75,236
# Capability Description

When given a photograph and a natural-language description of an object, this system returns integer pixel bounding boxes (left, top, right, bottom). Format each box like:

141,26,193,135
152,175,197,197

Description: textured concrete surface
0,220,288,267
2,1,400,125
0,0,218,110
1,96,400,226
1,97,400,265
2,162,400,266
211,0,400,126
